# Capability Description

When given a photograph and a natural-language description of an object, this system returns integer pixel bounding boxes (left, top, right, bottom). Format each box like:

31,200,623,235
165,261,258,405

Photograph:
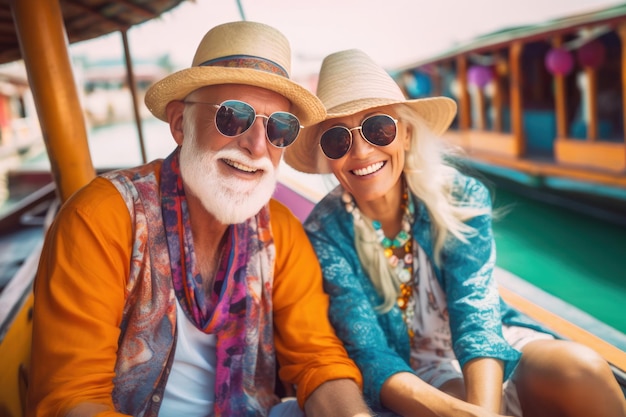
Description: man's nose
239,116,268,156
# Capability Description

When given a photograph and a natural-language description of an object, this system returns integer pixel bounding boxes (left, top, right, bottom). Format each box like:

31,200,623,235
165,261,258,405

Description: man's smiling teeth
224,158,258,173
352,162,384,176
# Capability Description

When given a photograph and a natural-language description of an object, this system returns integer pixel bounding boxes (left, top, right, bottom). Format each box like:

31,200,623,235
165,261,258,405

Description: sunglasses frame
319,113,399,159
184,99,303,148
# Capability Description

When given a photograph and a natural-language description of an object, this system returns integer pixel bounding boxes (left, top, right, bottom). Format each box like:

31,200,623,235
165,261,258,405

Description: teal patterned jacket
303,173,551,410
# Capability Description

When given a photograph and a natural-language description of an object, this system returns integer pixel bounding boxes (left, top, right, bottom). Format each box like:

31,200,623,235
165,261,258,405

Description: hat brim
144,66,325,126
284,96,457,174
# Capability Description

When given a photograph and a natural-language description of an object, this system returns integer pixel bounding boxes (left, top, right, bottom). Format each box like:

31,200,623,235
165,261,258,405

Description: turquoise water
492,186,626,333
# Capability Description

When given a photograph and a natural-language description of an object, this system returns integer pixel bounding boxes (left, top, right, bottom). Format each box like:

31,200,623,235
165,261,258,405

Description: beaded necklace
342,186,416,338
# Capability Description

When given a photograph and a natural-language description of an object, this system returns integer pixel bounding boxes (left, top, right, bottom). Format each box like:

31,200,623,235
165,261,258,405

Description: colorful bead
400,284,412,296
342,185,416,344
397,268,411,283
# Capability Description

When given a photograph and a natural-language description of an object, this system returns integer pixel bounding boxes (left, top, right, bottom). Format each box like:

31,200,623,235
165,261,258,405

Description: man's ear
166,101,186,145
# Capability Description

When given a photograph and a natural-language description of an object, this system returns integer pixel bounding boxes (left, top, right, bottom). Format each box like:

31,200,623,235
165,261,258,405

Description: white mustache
213,148,275,173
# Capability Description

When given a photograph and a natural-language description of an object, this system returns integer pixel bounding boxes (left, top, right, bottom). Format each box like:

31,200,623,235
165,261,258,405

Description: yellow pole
10,0,95,203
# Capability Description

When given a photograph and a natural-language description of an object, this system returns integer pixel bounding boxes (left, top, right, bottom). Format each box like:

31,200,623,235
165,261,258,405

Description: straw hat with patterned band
284,49,458,174
144,21,325,126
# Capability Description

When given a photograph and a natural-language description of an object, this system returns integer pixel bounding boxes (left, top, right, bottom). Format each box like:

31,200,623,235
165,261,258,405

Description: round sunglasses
319,114,398,159
184,99,303,148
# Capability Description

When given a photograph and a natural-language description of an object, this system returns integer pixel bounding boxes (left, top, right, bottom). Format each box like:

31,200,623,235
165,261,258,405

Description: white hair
179,103,278,225
353,104,490,312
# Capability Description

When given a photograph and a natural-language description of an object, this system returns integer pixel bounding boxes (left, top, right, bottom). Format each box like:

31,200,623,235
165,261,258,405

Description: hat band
199,55,289,78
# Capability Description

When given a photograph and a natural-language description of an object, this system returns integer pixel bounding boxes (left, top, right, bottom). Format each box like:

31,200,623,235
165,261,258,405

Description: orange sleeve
29,187,361,415
269,199,363,408
27,177,132,417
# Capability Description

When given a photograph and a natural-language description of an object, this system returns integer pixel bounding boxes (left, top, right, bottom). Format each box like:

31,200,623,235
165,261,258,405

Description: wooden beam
492,54,503,132
618,23,626,162
499,286,626,371
585,67,599,141
552,37,568,139
475,88,486,130
509,41,525,156
457,55,471,130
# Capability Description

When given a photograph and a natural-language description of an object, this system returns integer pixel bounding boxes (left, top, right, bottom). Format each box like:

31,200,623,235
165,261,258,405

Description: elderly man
27,21,371,417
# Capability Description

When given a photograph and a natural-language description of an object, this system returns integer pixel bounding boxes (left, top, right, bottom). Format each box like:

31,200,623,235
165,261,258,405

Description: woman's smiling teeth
352,161,384,176
224,158,258,173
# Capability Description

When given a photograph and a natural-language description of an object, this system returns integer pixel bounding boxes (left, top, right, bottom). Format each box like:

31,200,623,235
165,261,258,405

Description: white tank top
159,300,217,416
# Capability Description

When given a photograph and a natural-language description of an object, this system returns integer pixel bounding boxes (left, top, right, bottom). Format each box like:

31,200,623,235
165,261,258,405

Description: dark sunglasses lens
215,101,255,136
320,127,352,159
362,115,397,146
266,112,300,147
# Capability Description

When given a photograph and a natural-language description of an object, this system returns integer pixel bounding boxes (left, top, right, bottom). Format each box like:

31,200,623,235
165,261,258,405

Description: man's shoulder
63,176,126,215
102,160,163,187
268,197,293,216
268,198,302,229
51,176,131,239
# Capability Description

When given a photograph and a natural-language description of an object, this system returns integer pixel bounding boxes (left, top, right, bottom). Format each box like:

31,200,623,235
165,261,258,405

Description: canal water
491,183,626,334
14,118,626,334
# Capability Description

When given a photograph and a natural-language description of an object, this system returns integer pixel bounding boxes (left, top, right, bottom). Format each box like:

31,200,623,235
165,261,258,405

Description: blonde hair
353,104,490,312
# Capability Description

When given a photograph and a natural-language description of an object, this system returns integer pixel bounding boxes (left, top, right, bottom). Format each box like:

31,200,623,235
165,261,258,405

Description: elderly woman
284,49,626,417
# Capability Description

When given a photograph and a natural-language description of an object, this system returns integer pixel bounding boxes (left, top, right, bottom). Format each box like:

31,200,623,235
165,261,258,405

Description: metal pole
236,0,246,20
121,30,148,164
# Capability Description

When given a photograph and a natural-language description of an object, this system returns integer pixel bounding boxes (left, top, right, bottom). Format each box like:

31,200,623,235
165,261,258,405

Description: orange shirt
28,176,361,416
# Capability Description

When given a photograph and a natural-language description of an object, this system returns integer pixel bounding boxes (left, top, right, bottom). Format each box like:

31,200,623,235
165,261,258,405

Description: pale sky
70,0,624,83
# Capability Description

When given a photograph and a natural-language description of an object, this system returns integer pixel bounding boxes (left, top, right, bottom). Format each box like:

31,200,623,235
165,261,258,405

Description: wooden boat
0,2,188,416
0,2,623,417
393,3,626,220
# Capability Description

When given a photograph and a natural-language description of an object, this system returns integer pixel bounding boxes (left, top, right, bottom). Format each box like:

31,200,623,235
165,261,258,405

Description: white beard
179,142,278,225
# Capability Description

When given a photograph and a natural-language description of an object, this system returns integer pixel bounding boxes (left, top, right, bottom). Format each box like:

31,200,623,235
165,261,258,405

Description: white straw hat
284,49,457,173
144,21,325,126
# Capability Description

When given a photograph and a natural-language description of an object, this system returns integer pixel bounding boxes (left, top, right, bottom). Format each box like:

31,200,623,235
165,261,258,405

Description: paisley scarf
160,149,278,415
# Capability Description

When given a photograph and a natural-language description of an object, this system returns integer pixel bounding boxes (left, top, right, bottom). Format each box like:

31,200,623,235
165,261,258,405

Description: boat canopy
0,0,186,65
397,3,626,70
